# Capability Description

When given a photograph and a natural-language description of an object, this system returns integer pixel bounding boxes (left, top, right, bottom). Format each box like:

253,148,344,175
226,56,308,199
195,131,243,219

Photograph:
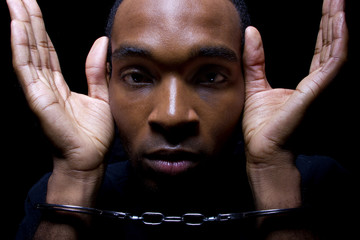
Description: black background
1,0,359,238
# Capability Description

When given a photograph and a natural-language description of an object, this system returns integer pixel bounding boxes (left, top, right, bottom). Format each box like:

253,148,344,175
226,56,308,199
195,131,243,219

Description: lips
143,149,200,176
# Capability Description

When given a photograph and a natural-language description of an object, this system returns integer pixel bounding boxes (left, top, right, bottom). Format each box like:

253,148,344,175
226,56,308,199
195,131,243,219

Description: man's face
109,0,244,188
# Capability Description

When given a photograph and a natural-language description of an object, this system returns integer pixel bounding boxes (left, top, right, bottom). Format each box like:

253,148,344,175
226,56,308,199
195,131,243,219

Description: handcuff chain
37,203,303,226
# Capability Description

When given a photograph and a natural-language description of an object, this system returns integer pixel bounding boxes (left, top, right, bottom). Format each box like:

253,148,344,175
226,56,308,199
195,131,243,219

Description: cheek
109,82,150,153
199,86,244,154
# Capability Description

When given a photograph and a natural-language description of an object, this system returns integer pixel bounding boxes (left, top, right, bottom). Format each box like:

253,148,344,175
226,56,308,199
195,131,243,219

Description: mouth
143,149,200,176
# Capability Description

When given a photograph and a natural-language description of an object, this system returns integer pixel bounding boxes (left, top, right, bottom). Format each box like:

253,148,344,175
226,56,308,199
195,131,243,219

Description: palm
8,0,114,172
37,87,114,171
243,89,294,158
242,0,348,165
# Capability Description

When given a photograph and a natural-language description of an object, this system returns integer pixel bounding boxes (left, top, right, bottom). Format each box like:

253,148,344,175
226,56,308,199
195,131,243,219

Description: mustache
125,135,205,159
144,149,200,162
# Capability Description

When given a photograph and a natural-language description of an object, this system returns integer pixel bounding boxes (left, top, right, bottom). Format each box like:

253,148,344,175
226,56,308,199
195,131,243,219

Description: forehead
111,0,242,60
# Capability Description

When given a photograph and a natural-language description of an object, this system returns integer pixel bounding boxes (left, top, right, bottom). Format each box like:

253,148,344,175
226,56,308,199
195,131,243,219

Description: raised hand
242,0,348,209
7,0,114,204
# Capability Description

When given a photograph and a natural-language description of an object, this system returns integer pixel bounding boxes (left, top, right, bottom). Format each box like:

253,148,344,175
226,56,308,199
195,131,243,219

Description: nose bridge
167,76,182,117
150,75,197,127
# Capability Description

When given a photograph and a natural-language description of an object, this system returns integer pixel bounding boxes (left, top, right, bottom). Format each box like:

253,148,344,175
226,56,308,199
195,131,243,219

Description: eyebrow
112,45,239,63
112,45,152,60
190,46,238,62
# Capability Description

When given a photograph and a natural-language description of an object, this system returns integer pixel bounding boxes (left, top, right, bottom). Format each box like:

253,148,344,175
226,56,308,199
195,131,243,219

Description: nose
148,77,200,144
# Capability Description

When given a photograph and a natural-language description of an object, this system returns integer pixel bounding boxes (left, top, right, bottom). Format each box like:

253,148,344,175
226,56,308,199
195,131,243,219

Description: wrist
46,167,104,207
246,152,302,210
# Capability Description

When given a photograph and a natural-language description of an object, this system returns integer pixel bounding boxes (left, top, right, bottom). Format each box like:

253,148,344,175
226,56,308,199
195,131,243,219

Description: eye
120,68,153,85
201,72,226,83
195,66,228,85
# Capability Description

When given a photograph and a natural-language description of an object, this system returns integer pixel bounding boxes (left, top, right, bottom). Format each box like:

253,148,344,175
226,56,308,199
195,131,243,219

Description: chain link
37,203,303,226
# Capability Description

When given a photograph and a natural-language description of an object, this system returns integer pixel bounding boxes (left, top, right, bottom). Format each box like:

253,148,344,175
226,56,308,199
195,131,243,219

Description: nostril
149,121,199,145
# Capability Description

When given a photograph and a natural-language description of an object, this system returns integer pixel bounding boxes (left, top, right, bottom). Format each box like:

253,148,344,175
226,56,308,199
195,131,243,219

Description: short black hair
105,0,251,63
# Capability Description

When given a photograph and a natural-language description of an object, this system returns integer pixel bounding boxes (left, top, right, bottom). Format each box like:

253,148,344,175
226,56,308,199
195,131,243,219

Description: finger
8,0,71,100
46,34,61,73
86,37,110,103
7,0,42,72
321,0,331,63
9,0,55,84
297,9,347,104
321,0,346,64
7,0,28,22
310,0,347,74
8,0,40,88
10,19,38,85
329,0,345,18
22,0,51,71
326,0,346,47
242,27,271,98
310,24,323,73
46,34,71,101
22,0,58,92
329,0,348,62
10,19,56,112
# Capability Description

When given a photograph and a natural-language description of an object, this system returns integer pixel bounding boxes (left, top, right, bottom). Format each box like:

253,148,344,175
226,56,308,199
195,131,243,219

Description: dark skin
6,0,348,239
109,0,244,189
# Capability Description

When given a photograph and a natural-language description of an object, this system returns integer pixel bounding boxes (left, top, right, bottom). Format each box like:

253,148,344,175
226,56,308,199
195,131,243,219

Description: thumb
243,27,271,97
85,36,109,102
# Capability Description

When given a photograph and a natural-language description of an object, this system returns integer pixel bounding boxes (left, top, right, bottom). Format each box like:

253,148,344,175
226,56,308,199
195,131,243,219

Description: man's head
106,0,249,189
105,0,251,63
